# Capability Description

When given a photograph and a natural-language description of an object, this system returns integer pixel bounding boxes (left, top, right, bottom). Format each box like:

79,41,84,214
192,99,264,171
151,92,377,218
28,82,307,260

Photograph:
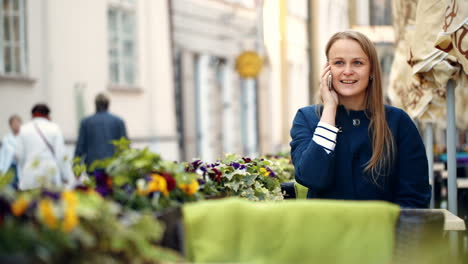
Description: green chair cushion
183,198,400,264
294,182,309,199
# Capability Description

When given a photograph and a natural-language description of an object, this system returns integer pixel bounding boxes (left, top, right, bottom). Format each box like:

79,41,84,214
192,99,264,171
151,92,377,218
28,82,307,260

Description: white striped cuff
313,121,339,154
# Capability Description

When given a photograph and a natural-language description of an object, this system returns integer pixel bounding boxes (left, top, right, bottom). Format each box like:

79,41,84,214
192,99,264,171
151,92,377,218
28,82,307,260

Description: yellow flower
138,174,169,196
179,179,199,195
259,167,270,177
62,207,79,232
11,196,29,217
149,174,169,196
61,190,79,232
62,191,78,208
39,199,57,229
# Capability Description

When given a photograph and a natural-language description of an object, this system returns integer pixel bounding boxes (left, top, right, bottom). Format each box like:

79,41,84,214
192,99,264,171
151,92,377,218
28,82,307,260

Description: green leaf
0,170,14,188
113,175,129,187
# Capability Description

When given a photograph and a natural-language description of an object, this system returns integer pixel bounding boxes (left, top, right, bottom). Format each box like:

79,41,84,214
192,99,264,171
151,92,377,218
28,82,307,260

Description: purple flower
122,183,134,195
191,160,202,169
41,190,60,200
96,185,112,197
93,170,113,197
197,178,206,185
231,162,240,169
267,167,276,178
240,165,247,170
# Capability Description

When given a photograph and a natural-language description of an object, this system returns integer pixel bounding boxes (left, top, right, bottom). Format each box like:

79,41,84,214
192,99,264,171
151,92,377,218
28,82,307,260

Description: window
107,0,137,86
0,0,27,75
370,0,392,26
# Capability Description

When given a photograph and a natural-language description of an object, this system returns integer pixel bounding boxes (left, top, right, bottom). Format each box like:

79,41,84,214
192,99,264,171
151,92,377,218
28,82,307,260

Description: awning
388,0,468,129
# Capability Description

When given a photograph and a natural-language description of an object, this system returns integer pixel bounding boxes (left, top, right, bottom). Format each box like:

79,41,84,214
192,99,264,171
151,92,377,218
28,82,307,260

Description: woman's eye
334,61,343,65
354,61,363,65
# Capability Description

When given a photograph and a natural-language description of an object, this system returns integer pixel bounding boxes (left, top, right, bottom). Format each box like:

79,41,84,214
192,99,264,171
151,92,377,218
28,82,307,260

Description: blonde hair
320,31,395,182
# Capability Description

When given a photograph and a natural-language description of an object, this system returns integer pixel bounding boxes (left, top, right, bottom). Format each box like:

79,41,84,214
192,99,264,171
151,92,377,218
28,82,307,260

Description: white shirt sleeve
312,121,339,154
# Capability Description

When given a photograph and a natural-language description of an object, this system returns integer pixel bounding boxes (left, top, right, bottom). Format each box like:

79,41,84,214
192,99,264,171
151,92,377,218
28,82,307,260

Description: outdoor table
394,209,465,262
457,178,468,189
414,209,465,231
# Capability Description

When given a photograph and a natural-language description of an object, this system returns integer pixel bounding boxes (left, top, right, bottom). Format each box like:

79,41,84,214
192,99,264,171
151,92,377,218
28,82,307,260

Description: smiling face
328,38,371,109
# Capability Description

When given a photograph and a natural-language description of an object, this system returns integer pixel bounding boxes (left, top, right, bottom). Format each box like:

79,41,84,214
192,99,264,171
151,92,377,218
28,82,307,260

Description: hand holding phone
327,74,332,91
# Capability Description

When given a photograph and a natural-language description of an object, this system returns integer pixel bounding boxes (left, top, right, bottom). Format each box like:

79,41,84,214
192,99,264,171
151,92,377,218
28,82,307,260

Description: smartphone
327,74,332,91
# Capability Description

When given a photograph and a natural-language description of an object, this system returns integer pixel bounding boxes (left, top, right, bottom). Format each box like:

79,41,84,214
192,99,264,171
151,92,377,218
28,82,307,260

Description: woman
290,31,431,208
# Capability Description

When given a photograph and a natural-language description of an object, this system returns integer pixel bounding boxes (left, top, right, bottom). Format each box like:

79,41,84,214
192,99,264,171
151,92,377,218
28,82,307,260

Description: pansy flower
208,168,222,182
11,196,29,217
138,174,169,196
61,191,79,232
41,190,61,200
38,199,58,229
93,170,113,197
266,167,276,178
259,167,270,177
186,160,203,173
197,178,206,185
160,172,176,191
179,179,199,195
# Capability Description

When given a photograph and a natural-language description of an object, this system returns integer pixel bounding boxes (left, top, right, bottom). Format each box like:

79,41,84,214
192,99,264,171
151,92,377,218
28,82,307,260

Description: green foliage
72,157,87,178
106,147,161,187
263,152,295,183
0,170,14,188
188,154,284,201
0,188,181,264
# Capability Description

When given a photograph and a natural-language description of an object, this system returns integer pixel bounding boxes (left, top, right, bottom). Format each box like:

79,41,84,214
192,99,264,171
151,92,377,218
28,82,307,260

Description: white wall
263,0,310,152
0,0,179,160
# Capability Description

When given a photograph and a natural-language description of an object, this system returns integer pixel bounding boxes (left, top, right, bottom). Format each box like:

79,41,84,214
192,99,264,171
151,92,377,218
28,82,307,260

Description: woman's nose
343,65,353,75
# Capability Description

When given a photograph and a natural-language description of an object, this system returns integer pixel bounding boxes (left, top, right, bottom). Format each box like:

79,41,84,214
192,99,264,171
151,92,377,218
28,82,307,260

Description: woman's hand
320,63,339,109
319,63,338,126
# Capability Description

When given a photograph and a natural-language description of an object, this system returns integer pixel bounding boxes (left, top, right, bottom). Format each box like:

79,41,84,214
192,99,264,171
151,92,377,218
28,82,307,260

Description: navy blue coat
290,105,431,208
75,111,127,167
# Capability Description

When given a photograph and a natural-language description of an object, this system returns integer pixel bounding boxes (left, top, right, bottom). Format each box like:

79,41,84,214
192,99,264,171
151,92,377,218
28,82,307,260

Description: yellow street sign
235,51,263,78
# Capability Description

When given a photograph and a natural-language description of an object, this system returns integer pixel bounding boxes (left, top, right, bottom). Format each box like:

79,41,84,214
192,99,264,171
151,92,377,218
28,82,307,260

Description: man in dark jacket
75,93,127,169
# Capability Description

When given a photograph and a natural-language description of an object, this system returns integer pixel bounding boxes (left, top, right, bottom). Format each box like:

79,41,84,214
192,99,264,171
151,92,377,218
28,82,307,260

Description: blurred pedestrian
16,104,76,190
0,114,22,188
75,93,127,170
290,31,431,208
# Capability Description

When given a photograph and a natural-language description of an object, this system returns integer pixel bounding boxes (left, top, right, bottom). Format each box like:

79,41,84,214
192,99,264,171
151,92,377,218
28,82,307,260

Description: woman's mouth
340,80,358,84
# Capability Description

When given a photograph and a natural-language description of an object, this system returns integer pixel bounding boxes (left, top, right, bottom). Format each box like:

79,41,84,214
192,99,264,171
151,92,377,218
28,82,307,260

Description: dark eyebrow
330,57,368,61
331,57,367,60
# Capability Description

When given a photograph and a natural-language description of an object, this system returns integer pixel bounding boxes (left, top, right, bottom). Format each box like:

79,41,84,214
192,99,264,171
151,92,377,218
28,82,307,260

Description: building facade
0,0,179,160
171,0,311,162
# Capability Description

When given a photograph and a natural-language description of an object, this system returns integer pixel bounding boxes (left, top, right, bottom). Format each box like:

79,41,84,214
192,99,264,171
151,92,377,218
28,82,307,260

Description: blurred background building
0,0,179,160
0,0,400,162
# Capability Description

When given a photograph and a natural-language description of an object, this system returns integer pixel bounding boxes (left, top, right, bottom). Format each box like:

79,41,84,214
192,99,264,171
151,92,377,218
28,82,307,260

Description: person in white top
16,104,76,190
0,115,22,188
